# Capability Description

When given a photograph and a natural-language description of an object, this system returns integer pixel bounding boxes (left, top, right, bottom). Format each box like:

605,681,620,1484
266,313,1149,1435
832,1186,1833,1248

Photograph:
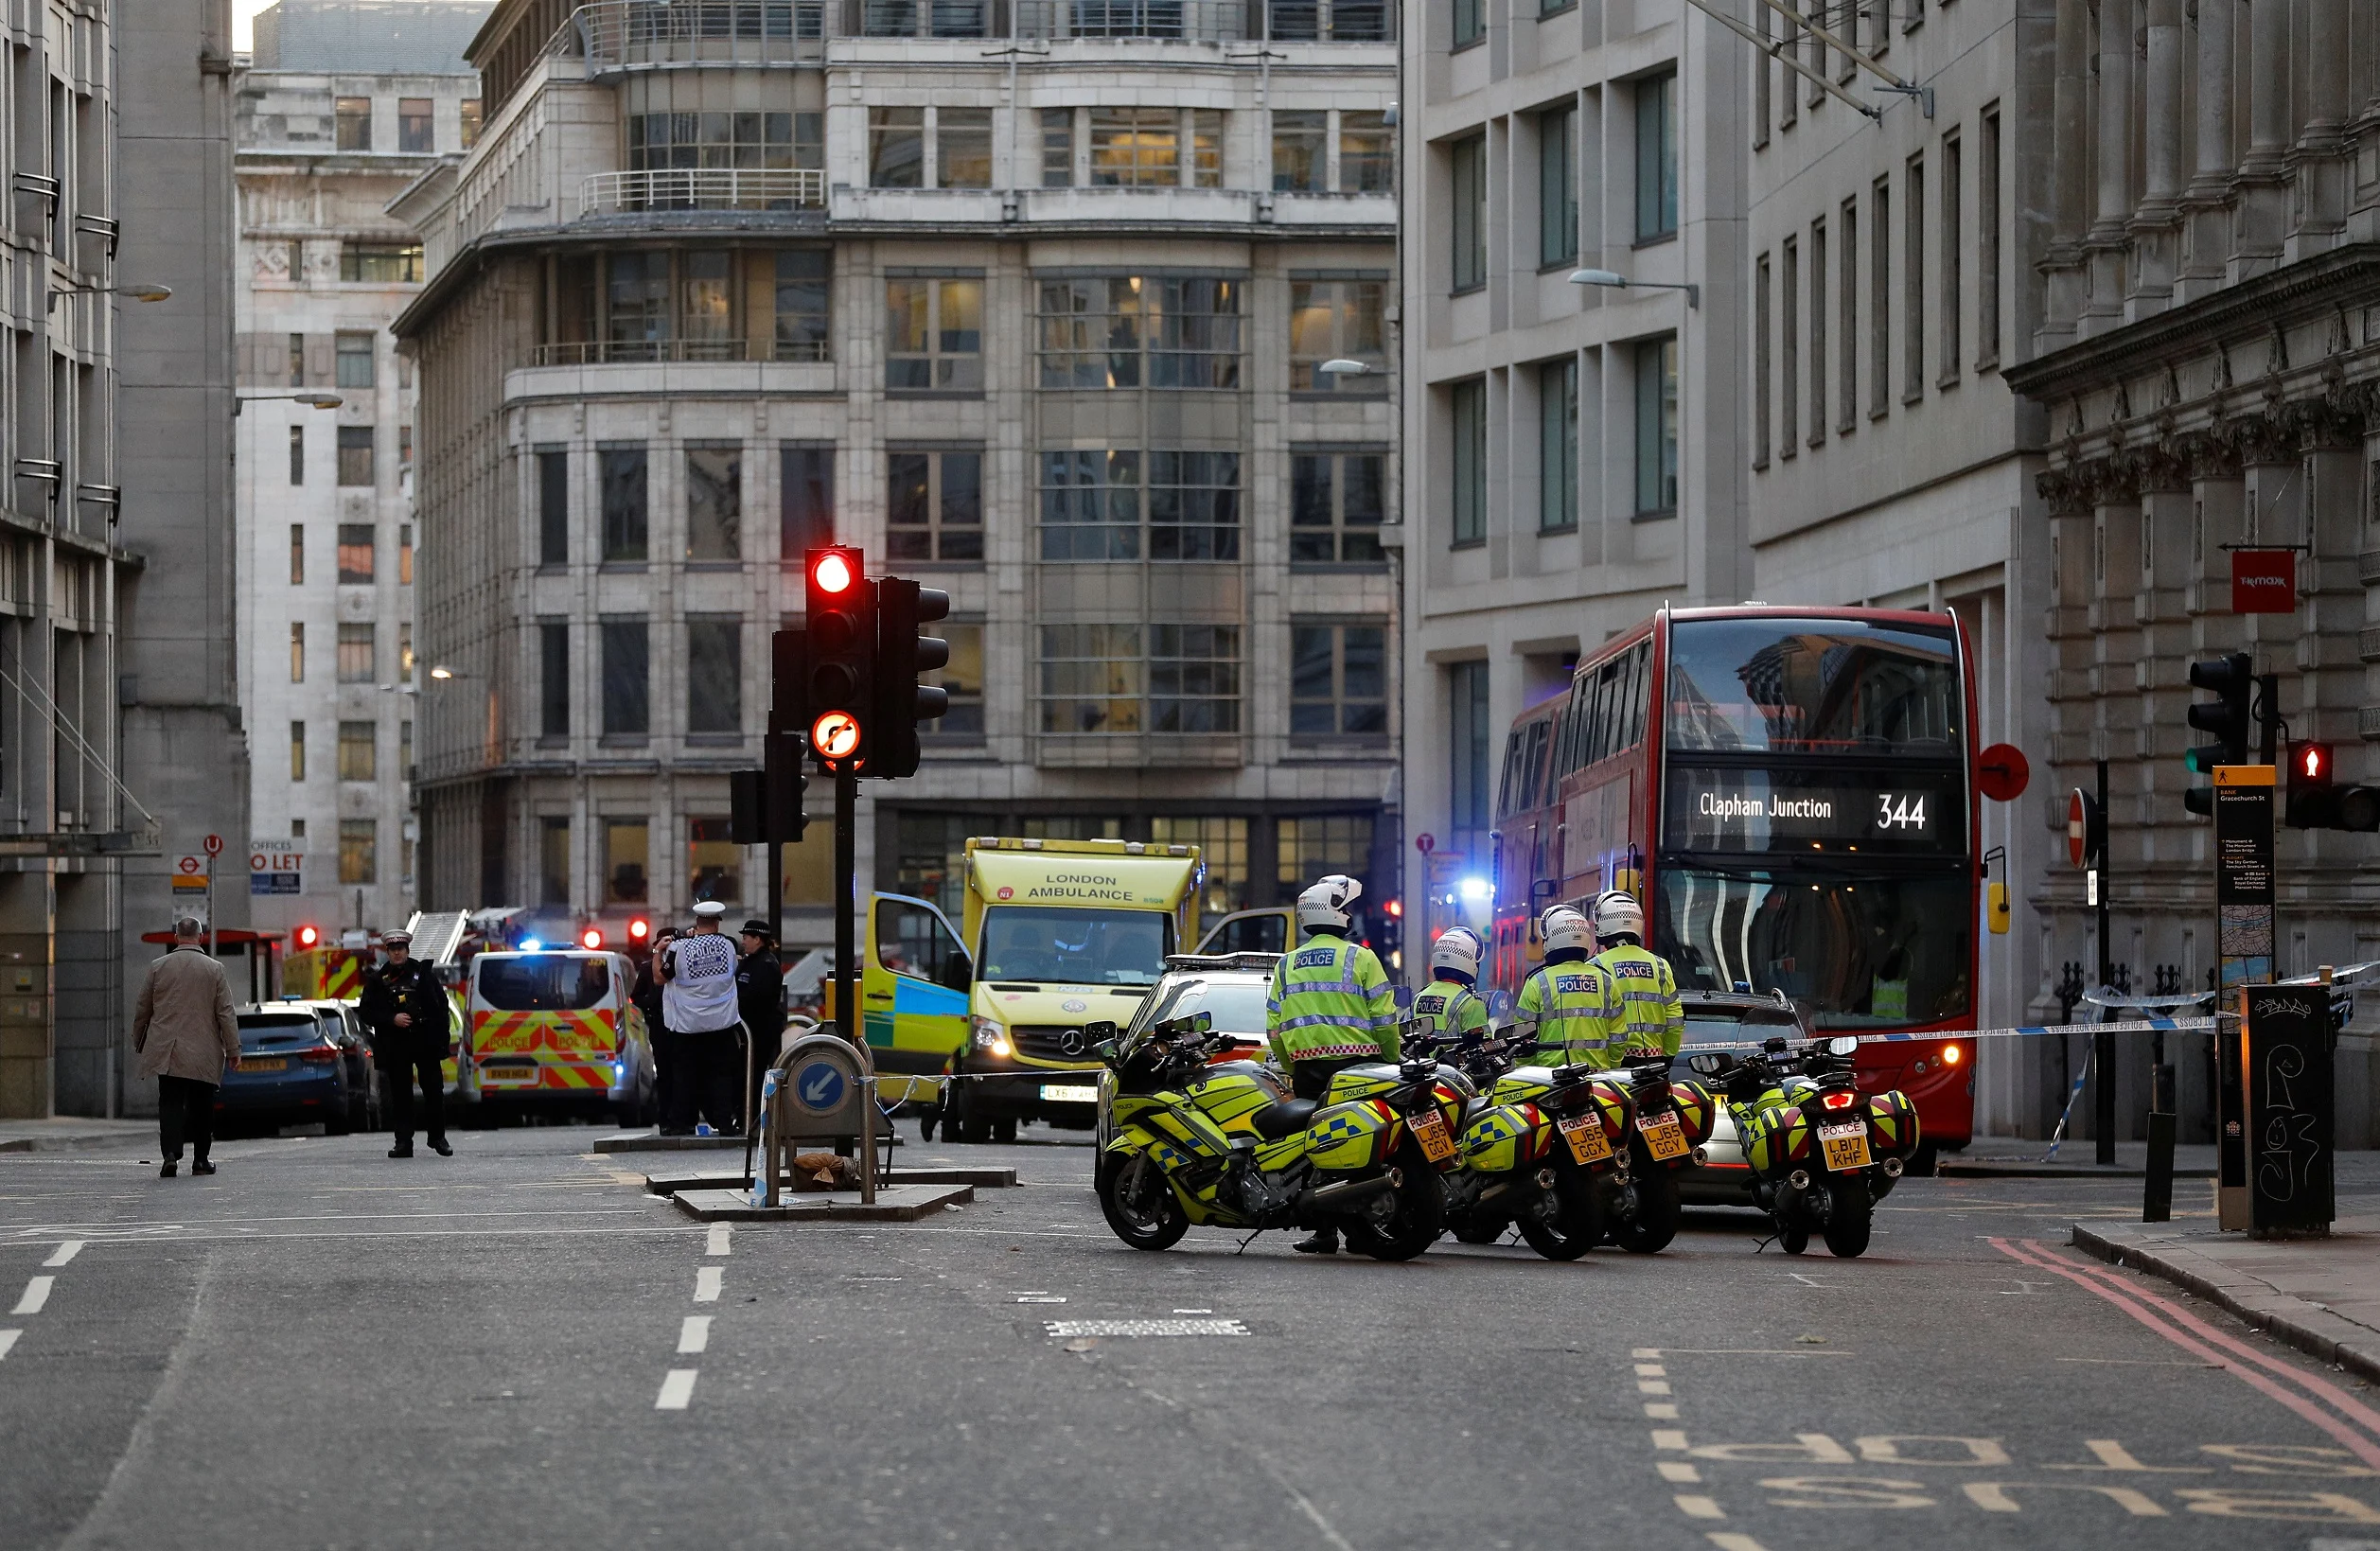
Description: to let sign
250,839,303,897
2230,549,2297,613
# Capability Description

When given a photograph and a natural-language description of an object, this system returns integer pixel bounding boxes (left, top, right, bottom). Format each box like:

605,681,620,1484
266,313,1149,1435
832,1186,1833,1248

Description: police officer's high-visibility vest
1589,941,1684,1057
1518,957,1615,1068
1266,931,1399,1066
1412,978,1488,1046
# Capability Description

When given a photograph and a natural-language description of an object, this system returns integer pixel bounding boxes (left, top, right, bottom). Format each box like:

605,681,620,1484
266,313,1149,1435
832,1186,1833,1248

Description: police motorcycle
1593,1049,1720,1254
1072,1013,1449,1260
1685,1034,1918,1258
1419,1018,1626,1260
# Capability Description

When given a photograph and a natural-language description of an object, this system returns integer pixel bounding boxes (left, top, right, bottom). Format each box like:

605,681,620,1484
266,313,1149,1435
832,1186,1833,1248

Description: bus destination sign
1664,768,1966,855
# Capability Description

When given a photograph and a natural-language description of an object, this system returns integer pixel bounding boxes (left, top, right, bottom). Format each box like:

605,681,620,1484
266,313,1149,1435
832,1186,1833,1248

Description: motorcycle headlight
970,1016,1013,1059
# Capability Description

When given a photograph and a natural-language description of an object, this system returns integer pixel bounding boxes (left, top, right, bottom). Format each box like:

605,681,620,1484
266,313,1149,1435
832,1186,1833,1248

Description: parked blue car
220,1002,377,1135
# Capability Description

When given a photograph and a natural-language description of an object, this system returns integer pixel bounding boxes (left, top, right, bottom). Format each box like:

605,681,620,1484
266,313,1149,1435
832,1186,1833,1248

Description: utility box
2242,984,2336,1237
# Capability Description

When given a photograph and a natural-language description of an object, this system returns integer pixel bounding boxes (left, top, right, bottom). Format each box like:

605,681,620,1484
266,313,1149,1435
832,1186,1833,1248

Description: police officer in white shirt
661,901,746,1135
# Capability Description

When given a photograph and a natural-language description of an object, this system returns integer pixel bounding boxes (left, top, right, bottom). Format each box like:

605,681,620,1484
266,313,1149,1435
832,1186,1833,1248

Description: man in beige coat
132,916,241,1178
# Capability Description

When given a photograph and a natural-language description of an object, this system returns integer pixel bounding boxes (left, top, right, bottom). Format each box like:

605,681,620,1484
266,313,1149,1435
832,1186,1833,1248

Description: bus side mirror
1986,880,2010,935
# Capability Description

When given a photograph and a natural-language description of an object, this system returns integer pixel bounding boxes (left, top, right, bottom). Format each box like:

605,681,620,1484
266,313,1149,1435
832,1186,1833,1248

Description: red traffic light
1384,898,1402,918
294,924,321,949
2293,740,2333,785
579,926,604,950
812,709,862,761
627,916,650,942
811,551,855,594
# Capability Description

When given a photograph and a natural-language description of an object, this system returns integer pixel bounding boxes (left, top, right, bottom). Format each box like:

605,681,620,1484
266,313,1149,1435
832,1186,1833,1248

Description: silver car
1673,990,1812,1207
1092,952,1278,1151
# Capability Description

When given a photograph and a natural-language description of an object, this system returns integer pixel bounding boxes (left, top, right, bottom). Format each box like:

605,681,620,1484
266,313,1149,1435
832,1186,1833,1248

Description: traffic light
579,926,604,950
2283,738,2380,831
732,731,811,844
2182,652,2254,817
293,923,321,950
873,578,951,780
804,547,873,770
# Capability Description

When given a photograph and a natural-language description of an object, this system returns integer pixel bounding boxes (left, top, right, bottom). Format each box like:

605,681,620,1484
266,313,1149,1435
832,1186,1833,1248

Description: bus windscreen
1665,617,1961,754
1653,868,1973,1028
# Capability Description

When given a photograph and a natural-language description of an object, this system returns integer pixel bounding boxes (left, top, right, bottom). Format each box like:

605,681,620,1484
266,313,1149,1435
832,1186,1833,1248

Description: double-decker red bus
1489,606,1978,1156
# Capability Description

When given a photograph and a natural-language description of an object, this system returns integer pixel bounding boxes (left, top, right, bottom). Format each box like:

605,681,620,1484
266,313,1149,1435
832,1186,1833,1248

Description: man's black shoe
429,1138,453,1156
1293,1233,1339,1255
158,1161,177,1178
388,1144,414,1159
192,1160,216,1176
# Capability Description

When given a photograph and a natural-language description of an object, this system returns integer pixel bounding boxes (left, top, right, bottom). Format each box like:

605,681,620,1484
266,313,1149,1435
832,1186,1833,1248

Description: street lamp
1568,267,1700,309
1317,358,1384,377
46,280,171,312
234,391,344,415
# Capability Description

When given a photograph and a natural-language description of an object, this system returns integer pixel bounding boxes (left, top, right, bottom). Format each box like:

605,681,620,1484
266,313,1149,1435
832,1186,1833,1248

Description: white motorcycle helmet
1295,872,1363,934
1593,890,1645,943
1540,905,1593,957
1430,925,1485,981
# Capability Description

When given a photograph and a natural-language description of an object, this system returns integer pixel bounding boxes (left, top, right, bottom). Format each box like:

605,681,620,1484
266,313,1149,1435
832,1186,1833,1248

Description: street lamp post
234,391,344,416
46,280,171,313
1566,268,1700,308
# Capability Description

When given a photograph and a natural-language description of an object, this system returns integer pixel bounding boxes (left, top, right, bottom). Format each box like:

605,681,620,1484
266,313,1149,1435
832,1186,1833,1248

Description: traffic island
643,1165,1016,1195
2071,1218,2380,1384
594,1134,750,1154
670,1183,974,1222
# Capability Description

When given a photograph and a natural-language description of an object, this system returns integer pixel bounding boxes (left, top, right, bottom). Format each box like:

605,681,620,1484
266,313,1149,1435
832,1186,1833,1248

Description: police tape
1673,1015,2218,1053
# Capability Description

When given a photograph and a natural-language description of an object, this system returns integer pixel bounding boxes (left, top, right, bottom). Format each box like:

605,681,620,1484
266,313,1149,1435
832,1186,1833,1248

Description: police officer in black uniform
736,918,785,1131
360,929,453,1159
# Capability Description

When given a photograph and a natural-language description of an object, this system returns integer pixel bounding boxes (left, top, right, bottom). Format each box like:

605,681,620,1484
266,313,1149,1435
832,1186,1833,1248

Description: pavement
4,1119,2380,1548
1943,1135,2220,1179
0,1118,152,1153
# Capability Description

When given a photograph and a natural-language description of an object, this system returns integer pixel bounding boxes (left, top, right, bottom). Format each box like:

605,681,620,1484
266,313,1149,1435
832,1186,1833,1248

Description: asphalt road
2,1124,2376,1551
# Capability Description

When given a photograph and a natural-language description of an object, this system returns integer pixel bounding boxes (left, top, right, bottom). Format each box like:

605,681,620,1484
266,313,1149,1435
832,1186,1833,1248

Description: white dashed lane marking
1674,1495,1725,1520
679,1316,712,1354
0,1330,18,1361
11,1277,51,1315
694,1266,723,1303
655,1369,697,1410
705,1224,731,1257
41,1241,81,1268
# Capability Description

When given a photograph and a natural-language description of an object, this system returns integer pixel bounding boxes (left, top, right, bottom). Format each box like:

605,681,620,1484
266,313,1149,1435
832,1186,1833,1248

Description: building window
336,523,374,584
1041,624,1143,732
1840,196,1859,432
602,619,649,737
1451,377,1487,544
539,816,570,907
866,106,990,188
289,522,305,584
1340,111,1392,192
1096,106,1182,186
1039,450,1140,559
338,720,377,782
686,616,742,735
605,251,670,354
1979,105,2001,369
627,111,797,172
1780,236,1798,454
288,425,305,485
600,446,648,562
340,819,378,885
1754,254,1771,468
339,244,421,283
1292,621,1388,740
335,96,371,151
1150,625,1240,731
1150,451,1240,560
604,818,648,904
1036,275,1242,391
1940,130,1962,384
1278,815,1375,900
539,619,570,738
1807,218,1826,448
398,525,413,586
1451,133,1487,291
939,107,992,187
289,720,306,782
1634,336,1680,515
1289,279,1386,392
461,98,483,149
337,427,374,487
290,622,305,682
288,332,306,386
538,447,568,566
1635,70,1679,242
1042,108,1075,185
1539,356,1578,532
781,444,834,557
398,622,413,680
336,623,376,683
1453,0,1484,48
930,621,984,737
868,106,924,186
886,276,983,392
888,449,983,562
689,818,741,905
1290,449,1388,564
1755,1,1772,146
400,718,412,779
1540,102,1577,268
774,250,830,361
1904,153,1925,402
681,251,734,352
1272,110,1327,191
1871,174,1891,416
397,97,433,153
1450,660,1490,838
685,443,741,561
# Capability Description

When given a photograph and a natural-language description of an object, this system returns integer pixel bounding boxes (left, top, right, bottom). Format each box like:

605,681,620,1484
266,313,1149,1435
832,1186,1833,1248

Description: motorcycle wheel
1778,1224,1810,1255
1516,1162,1605,1261
1344,1145,1445,1262
1613,1154,1681,1254
1823,1178,1873,1258
1096,1153,1189,1251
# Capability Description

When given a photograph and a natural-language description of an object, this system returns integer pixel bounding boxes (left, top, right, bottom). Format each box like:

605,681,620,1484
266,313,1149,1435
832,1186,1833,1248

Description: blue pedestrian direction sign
792,1058,847,1116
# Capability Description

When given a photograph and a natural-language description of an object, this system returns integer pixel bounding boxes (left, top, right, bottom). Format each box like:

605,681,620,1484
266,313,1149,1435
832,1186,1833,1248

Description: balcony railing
581,167,826,215
532,337,833,366
564,0,1389,62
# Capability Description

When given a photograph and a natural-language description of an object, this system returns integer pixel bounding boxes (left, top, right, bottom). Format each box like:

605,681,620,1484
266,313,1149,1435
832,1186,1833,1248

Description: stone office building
394,0,1401,948
2004,0,2380,1143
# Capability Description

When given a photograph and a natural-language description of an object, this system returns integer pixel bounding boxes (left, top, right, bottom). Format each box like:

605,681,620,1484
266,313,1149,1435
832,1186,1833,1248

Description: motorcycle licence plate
1818,1120,1872,1172
1637,1110,1690,1162
1409,1108,1456,1164
1558,1113,1613,1165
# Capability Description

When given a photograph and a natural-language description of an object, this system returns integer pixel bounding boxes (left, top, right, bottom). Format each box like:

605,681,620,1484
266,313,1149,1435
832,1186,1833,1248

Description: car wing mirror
1685,1051,1731,1077
1826,1035,1860,1057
